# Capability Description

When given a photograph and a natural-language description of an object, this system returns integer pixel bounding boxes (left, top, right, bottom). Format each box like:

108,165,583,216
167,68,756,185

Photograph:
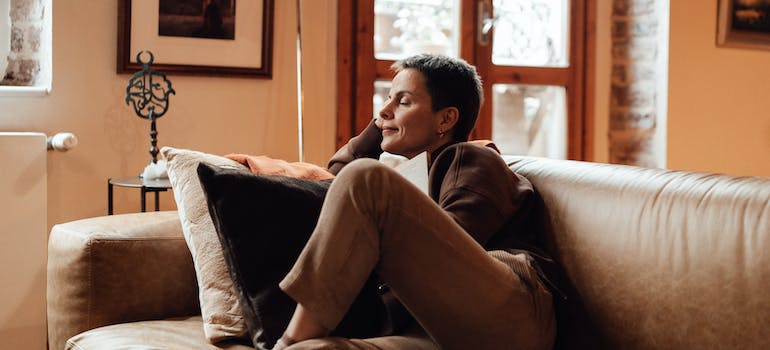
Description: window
0,0,12,77
338,0,593,160
0,0,52,96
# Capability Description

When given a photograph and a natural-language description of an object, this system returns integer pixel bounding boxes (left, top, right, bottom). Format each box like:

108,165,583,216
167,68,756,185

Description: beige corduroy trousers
279,159,555,350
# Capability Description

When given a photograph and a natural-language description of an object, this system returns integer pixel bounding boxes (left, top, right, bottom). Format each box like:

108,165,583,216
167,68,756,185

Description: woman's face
375,69,449,159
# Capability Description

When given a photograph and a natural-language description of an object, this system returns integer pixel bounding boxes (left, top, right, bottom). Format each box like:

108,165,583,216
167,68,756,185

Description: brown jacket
328,121,537,251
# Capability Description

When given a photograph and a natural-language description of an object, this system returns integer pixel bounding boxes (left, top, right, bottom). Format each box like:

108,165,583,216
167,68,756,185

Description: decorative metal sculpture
125,51,175,164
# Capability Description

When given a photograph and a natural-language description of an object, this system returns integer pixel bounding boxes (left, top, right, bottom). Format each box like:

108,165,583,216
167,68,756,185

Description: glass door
476,0,584,159
338,0,588,159
373,0,463,117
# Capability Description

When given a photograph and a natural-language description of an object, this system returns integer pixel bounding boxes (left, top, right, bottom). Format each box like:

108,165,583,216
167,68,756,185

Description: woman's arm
429,143,534,247
327,120,383,175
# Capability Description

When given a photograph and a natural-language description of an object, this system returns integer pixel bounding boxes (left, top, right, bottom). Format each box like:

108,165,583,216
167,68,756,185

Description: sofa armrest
47,211,200,350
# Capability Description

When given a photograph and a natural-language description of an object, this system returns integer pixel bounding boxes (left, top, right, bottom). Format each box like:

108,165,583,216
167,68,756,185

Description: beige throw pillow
162,146,249,342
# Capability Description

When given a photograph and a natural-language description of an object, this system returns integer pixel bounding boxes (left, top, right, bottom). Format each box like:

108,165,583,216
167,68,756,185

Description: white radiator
0,132,47,349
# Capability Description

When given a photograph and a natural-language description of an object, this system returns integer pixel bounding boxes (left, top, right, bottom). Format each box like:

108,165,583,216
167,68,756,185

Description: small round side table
108,176,172,215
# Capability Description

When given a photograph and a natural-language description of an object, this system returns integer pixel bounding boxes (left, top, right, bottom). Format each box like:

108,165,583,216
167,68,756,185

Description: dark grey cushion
196,163,385,349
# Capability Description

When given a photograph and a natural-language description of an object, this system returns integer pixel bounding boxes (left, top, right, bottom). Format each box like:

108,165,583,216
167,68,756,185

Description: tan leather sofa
47,157,770,349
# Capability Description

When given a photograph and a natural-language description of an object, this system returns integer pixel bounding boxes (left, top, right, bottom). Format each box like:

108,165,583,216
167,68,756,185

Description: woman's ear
437,107,460,134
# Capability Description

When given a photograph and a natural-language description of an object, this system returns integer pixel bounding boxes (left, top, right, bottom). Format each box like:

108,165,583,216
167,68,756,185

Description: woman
275,54,556,350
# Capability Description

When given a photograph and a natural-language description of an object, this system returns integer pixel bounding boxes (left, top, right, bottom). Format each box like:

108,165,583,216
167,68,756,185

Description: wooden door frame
337,0,595,160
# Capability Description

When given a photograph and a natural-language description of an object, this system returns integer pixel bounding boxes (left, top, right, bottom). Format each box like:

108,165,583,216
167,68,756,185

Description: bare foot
272,334,295,350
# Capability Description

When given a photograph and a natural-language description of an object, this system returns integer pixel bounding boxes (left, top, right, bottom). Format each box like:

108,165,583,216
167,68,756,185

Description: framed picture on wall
118,0,274,77
717,0,770,50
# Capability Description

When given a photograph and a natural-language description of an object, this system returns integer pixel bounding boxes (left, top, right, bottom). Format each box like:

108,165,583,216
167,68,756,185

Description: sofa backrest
506,156,770,350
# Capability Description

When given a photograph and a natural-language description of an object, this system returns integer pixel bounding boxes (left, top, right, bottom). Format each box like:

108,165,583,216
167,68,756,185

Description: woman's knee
335,158,393,190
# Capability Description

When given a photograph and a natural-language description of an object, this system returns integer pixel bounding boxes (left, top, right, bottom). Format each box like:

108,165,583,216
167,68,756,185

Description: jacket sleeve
327,120,383,175
428,144,534,247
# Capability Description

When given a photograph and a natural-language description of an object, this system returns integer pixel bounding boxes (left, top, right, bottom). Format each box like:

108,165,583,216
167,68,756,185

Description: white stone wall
609,0,666,167
1,0,49,86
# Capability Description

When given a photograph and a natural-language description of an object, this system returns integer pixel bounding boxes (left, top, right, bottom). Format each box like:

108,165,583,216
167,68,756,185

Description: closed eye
388,91,413,106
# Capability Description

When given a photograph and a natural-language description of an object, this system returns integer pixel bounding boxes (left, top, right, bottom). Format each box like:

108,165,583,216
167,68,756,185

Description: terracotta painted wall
592,1,612,164
0,0,338,229
592,1,769,177
667,1,770,177
299,0,338,167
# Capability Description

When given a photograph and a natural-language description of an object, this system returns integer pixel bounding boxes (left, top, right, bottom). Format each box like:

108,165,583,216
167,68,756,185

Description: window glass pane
373,80,392,118
492,0,569,67
374,0,460,60
492,84,566,158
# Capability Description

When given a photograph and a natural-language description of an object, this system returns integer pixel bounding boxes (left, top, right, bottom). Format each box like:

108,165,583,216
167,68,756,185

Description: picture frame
717,0,770,51
118,0,274,77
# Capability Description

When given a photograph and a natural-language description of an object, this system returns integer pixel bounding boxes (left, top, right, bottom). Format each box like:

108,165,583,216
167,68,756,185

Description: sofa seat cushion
65,316,253,350
65,316,437,350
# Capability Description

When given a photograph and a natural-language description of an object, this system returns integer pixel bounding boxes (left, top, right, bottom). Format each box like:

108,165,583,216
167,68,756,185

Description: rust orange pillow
225,154,335,181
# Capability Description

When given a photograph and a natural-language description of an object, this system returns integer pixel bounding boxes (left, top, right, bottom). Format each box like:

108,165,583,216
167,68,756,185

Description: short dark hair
392,54,483,142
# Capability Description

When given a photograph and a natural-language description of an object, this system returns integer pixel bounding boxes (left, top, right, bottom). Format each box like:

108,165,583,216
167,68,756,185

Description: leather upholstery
507,156,770,350
47,211,200,350
48,158,770,350
65,316,435,350
65,316,251,350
